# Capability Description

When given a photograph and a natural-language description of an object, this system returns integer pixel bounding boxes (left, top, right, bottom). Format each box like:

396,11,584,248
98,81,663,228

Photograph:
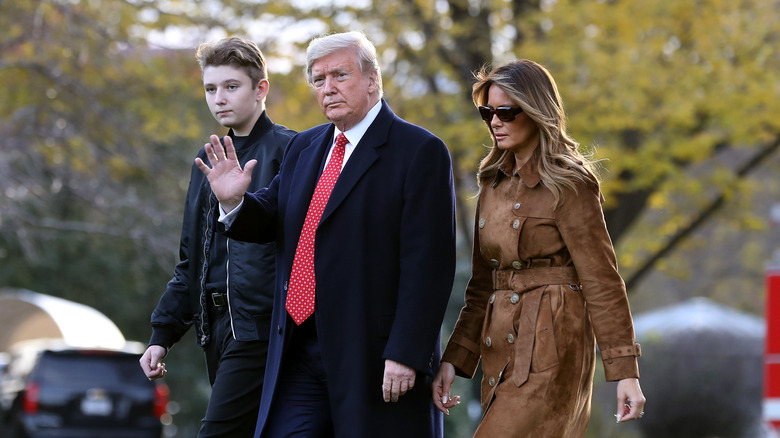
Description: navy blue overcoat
226,101,456,438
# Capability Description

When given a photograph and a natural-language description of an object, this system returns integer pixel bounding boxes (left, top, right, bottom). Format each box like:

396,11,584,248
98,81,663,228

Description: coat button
277,325,282,334
284,281,288,291
512,219,520,229
490,258,500,268
514,203,522,210
489,293,496,304
489,376,496,387
507,333,515,344
485,336,492,347
479,218,486,229
512,260,522,270
510,293,520,304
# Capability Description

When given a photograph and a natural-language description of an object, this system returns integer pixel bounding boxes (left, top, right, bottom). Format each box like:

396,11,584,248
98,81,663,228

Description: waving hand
195,135,256,213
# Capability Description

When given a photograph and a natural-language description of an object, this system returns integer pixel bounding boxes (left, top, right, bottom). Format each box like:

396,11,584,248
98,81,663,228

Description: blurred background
0,0,778,437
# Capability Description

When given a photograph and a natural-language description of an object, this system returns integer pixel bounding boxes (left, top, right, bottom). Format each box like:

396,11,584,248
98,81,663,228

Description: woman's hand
432,362,461,415
615,378,646,422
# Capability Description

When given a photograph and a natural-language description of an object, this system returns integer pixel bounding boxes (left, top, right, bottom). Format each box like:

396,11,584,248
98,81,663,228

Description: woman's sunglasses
478,105,523,122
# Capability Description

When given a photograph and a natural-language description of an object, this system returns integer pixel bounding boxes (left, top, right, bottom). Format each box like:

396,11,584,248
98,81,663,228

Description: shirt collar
333,100,382,146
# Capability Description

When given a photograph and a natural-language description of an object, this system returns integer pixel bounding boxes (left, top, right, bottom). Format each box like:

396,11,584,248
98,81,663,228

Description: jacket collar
497,148,541,188
226,110,274,151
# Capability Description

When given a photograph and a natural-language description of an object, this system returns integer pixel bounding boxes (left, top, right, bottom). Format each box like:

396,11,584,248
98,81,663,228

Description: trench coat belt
492,266,579,387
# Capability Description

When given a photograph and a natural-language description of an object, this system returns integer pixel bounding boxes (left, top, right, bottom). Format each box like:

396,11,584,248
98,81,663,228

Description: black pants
199,304,269,438
262,318,335,438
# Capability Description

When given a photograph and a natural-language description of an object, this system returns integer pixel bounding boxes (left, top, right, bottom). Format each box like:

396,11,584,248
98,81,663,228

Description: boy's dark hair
196,36,267,86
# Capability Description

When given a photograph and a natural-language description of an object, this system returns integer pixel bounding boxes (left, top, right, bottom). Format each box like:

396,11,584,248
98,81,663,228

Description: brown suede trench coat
442,154,641,437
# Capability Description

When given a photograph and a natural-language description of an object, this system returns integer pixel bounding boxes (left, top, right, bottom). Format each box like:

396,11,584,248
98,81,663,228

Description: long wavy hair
473,60,599,208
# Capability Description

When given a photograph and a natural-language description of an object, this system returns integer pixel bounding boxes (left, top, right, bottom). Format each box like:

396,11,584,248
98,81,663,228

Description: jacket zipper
199,192,212,345
226,238,236,339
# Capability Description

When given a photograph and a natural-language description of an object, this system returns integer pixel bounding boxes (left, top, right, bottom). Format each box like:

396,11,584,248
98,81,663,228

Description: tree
0,1,219,434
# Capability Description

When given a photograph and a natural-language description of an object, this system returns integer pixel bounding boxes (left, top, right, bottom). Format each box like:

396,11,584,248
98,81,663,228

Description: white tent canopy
0,288,127,352
633,296,765,340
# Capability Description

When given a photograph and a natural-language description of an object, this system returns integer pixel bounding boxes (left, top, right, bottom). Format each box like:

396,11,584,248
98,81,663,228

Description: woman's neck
513,145,537,174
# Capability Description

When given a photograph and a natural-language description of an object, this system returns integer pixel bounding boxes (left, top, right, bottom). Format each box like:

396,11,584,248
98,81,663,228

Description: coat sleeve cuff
148,325,181,350
601,343,641,381
442,339,481,378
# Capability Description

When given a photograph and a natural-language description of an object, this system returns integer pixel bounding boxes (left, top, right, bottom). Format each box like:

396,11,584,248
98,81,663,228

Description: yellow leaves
647,191,668,210
106,154,145,181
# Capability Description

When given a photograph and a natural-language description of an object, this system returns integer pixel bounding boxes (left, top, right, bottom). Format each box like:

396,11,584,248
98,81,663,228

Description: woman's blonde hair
472,60,598,208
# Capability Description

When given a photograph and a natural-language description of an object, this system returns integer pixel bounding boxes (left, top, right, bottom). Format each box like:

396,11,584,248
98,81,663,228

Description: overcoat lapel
320,103,393,223
288,126,335,238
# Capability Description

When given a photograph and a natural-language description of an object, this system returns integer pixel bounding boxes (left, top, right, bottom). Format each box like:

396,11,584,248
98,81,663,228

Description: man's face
310,49,378,131
203,65,266,136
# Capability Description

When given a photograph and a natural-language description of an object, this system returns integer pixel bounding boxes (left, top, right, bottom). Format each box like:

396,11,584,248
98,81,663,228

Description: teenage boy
140,37,295,437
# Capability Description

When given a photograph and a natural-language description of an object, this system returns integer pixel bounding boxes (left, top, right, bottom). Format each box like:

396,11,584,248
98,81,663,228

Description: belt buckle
211,292,227,307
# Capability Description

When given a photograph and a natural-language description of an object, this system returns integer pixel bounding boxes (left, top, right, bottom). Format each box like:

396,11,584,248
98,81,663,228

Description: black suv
0,342,168,438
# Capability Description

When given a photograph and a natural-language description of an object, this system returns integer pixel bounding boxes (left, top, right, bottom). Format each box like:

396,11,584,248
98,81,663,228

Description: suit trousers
262,317,335,438
200,303,269,438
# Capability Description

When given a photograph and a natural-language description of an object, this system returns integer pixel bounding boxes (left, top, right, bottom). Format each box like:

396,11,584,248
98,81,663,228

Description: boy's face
203,65,266,136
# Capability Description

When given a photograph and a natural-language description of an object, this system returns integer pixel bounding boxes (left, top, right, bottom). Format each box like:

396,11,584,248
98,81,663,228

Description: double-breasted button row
490,259,524,269
487,293,520,305
477,216,521,230
485,332,516,346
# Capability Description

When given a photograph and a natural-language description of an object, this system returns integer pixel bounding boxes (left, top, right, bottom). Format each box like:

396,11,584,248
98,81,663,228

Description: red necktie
286,133,348,325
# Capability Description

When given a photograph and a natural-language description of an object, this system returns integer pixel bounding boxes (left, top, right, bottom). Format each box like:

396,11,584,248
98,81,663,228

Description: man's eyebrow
204,78,243,86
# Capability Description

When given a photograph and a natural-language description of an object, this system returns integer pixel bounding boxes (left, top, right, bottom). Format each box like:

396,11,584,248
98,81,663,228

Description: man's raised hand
195,135,256,213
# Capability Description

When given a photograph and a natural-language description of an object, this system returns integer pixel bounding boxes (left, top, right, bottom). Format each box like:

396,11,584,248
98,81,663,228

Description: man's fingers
210,135,226,160
244,159,258,174
382,360,417,403
145,362,166,381
209,135,238,162
391,379,400,402
398,379,408,397
383,377,402,402
382,381,391,402
223,136,238,160
387,376,416,402
195,157,211,175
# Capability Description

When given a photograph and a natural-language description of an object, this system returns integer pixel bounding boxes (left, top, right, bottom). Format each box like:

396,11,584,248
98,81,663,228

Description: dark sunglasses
478,105,524,122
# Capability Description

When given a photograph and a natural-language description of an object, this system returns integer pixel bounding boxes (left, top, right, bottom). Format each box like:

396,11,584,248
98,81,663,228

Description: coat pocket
530,289,559,373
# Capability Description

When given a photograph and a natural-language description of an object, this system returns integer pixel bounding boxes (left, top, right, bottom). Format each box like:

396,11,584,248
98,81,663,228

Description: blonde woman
432,60,645,436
